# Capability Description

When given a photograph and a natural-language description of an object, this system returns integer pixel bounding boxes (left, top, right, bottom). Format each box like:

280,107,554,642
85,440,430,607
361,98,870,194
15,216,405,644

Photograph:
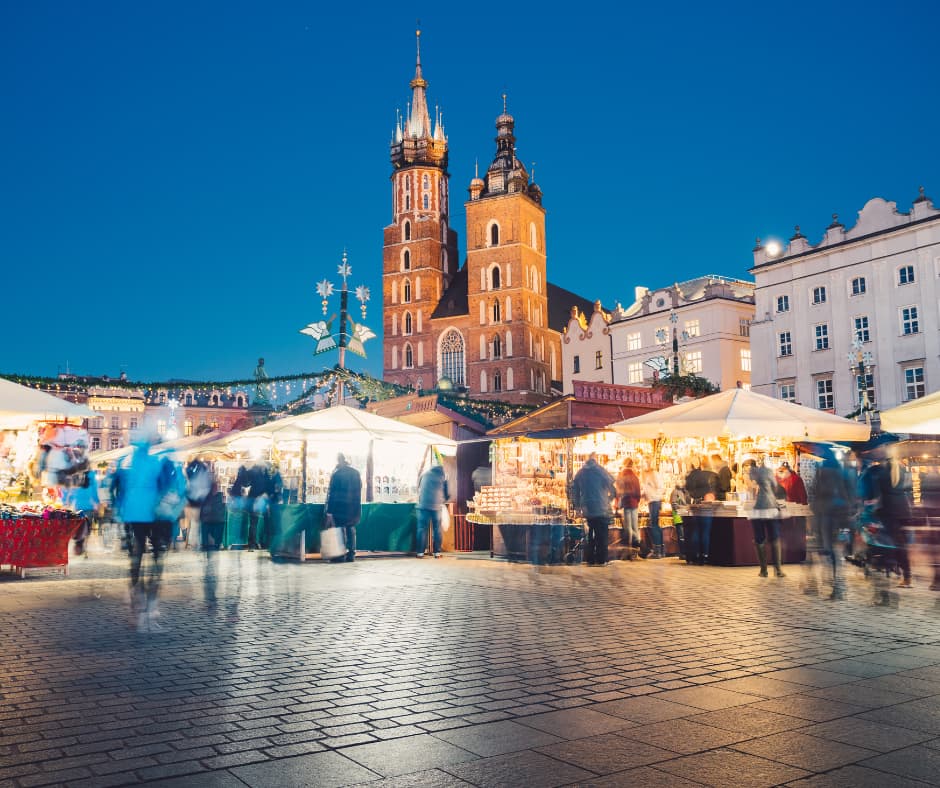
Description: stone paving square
2,551,940,787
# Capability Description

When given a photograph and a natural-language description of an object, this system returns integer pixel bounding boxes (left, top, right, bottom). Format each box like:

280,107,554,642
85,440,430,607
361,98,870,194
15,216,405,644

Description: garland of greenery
651,373,720,401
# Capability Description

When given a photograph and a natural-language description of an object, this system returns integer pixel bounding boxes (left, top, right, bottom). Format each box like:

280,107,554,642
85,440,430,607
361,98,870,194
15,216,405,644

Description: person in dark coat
325,453,362,563
873,449,914,588
229,463,271,550
571,453,616,566
685,456,718,565
711,454,733,502
811,453,851,599
415,464,449,558
749,458,785,578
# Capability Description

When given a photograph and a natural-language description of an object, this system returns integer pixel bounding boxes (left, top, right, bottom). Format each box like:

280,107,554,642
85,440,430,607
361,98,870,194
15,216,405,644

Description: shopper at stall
615,458,642,552
640,464,665,558
199,468,226,609
229,462,271,551
749,457,786,578
685,456,718,565
415,464,449,558
116,430,171,633
712,454,733,501
65,470,100,557
571,453,617,567
325,453,362,563
775,461,807,504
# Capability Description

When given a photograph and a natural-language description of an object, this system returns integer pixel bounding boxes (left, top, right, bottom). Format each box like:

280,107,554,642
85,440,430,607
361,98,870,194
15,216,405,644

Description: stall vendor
775,461,807,504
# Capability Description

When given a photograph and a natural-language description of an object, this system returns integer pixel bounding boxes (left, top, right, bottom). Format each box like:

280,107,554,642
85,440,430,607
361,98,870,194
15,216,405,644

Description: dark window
404,221,411,241
573,355,581,374
492,266,501,289
490,224,499,246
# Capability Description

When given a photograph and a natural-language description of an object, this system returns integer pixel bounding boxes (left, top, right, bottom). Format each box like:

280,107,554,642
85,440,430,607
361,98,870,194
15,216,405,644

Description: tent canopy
219,405,457,455
880,390,940,434
89,431,232,466
0,377,98,431
610,388,871,442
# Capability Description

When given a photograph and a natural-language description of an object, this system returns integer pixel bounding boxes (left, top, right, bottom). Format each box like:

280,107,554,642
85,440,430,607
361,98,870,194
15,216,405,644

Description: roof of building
430,266,469,320
613,274,755,322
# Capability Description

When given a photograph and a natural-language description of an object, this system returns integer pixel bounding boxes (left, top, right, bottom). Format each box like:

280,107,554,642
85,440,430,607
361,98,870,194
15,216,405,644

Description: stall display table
228,503,419,558
679,504,808,566
0,512,83,577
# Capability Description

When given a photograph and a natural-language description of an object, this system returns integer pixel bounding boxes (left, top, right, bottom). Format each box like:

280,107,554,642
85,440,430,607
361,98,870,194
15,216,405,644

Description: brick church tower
463,98,554,399
381,31,459,390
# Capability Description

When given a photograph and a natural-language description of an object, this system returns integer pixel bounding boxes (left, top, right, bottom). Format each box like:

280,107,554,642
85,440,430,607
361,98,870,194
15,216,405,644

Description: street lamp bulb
765,240,782,257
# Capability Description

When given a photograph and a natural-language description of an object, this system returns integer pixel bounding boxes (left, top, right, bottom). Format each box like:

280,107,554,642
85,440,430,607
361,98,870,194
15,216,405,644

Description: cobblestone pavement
2,550,940,787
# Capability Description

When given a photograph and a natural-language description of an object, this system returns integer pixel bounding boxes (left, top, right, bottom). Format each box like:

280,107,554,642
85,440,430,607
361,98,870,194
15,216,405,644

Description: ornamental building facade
381,33,591,405
749,189,940,415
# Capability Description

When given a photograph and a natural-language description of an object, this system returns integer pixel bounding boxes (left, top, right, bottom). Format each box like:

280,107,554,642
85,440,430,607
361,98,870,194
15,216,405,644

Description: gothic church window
491,266,501,289
404,343,414,369
403,249,411,270
493,371,502,392
490,223,499,246
404,312,413,335
404,221,411,241
403,279,412,303
492,299,501,323
423,194,429,210
493,334,502,359
440,329,465,386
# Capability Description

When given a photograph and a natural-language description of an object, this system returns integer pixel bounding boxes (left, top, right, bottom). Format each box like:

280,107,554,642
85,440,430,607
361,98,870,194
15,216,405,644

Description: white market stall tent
610,388,871,442
880,390,940,434
212,405,457,503
0,377,98,430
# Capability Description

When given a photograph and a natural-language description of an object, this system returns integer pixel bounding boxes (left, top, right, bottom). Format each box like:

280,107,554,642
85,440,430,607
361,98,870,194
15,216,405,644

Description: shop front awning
609,388,871,442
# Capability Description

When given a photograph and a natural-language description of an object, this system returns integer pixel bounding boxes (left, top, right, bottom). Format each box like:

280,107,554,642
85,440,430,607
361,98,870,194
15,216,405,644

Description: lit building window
628,362,643,384
740,349,751,372
685,351,703,373
627,332,641,351
684,320,700,337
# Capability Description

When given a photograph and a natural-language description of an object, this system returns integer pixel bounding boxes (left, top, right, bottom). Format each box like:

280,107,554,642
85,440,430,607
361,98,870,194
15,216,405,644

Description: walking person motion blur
747,457,786,578
325,453,362,563
873,446,914,588
640,463,665,558
198,467,227,609
808,451,851,599
115,429,173,633
415,464,449,558
571,452,616,566
65,469,100,557
615,458,642,556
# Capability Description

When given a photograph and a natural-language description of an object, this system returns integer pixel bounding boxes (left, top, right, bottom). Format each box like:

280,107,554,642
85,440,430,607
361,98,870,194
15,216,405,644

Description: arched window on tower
404,312,413,335
507,368,514,390
405,194,411,211
491,266,501,290
441,249,448,273
493,371,502,392
404,221,411,241
423,174,429,190
530,222,538,250
404,343,414,369
440,329,465,386
423,193,430,210
492,334,502,359
403,249,411,270
490,223,499,246
403,279,412,303
492,299,501,323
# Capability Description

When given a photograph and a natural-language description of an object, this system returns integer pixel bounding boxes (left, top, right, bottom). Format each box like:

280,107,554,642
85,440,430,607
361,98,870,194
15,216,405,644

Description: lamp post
654,311,689,378
846,338,874,423
300,251,374,406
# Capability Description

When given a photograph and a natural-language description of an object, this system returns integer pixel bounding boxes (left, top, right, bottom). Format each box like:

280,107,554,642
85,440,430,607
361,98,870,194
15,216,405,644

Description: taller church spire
391,29,447,169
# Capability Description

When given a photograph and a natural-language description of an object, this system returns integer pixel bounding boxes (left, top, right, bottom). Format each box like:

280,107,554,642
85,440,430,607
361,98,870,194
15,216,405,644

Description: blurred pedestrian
415,464,448,558
118,430,171,633
65,470,100,557
810,452,851,599
873,448,914,588
199,468,227,609
641,463,665,558
615,458,642,552
571,453,616,567
749,457,786,578
325,453,362,563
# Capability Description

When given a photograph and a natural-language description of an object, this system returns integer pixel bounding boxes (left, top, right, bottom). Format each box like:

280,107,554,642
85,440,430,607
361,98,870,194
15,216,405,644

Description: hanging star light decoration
316,279,334,315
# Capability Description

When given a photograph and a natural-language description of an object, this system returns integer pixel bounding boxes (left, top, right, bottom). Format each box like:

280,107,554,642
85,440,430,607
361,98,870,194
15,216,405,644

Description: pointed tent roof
0,377,98,430
610,388,870,442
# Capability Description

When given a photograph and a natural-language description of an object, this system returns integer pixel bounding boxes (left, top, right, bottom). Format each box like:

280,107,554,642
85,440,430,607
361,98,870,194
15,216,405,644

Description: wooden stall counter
679,503,808,566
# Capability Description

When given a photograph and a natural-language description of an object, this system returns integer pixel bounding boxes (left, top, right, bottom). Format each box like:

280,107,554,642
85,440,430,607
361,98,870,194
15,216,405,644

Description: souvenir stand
212,405,457,557
611,388,871,566
467,383,671,563
0,378,98,576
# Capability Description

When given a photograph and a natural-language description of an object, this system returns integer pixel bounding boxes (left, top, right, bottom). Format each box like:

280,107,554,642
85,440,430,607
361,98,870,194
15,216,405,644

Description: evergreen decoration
651,373,720,401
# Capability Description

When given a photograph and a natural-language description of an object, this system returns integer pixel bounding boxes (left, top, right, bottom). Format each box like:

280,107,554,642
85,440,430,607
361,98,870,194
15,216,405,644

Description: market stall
467,384,672,562
210,405,457,556
0,378,98,575
610,388,871,566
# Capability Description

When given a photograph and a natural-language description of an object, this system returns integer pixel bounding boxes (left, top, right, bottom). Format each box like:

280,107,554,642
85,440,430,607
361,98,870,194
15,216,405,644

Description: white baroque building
561,277,755,394
749,188,940,416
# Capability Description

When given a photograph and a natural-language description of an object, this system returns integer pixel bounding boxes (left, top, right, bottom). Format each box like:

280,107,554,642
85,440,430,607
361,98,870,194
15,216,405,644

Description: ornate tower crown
476,94,541,203
391,30,448,170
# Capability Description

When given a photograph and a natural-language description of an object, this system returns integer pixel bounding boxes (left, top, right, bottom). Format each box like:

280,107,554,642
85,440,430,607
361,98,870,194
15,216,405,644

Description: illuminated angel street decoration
299,251,374,369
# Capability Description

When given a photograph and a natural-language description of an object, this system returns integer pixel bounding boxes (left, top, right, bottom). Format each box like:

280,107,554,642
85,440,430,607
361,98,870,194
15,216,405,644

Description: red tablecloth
0,514,83,573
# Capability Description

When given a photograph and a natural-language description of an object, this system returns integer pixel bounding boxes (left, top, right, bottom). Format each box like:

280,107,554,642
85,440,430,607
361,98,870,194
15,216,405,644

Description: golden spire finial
502,93,507,113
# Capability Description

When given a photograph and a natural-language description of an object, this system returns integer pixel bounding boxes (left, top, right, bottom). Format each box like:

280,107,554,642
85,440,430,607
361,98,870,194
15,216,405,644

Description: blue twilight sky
3,1,938,383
